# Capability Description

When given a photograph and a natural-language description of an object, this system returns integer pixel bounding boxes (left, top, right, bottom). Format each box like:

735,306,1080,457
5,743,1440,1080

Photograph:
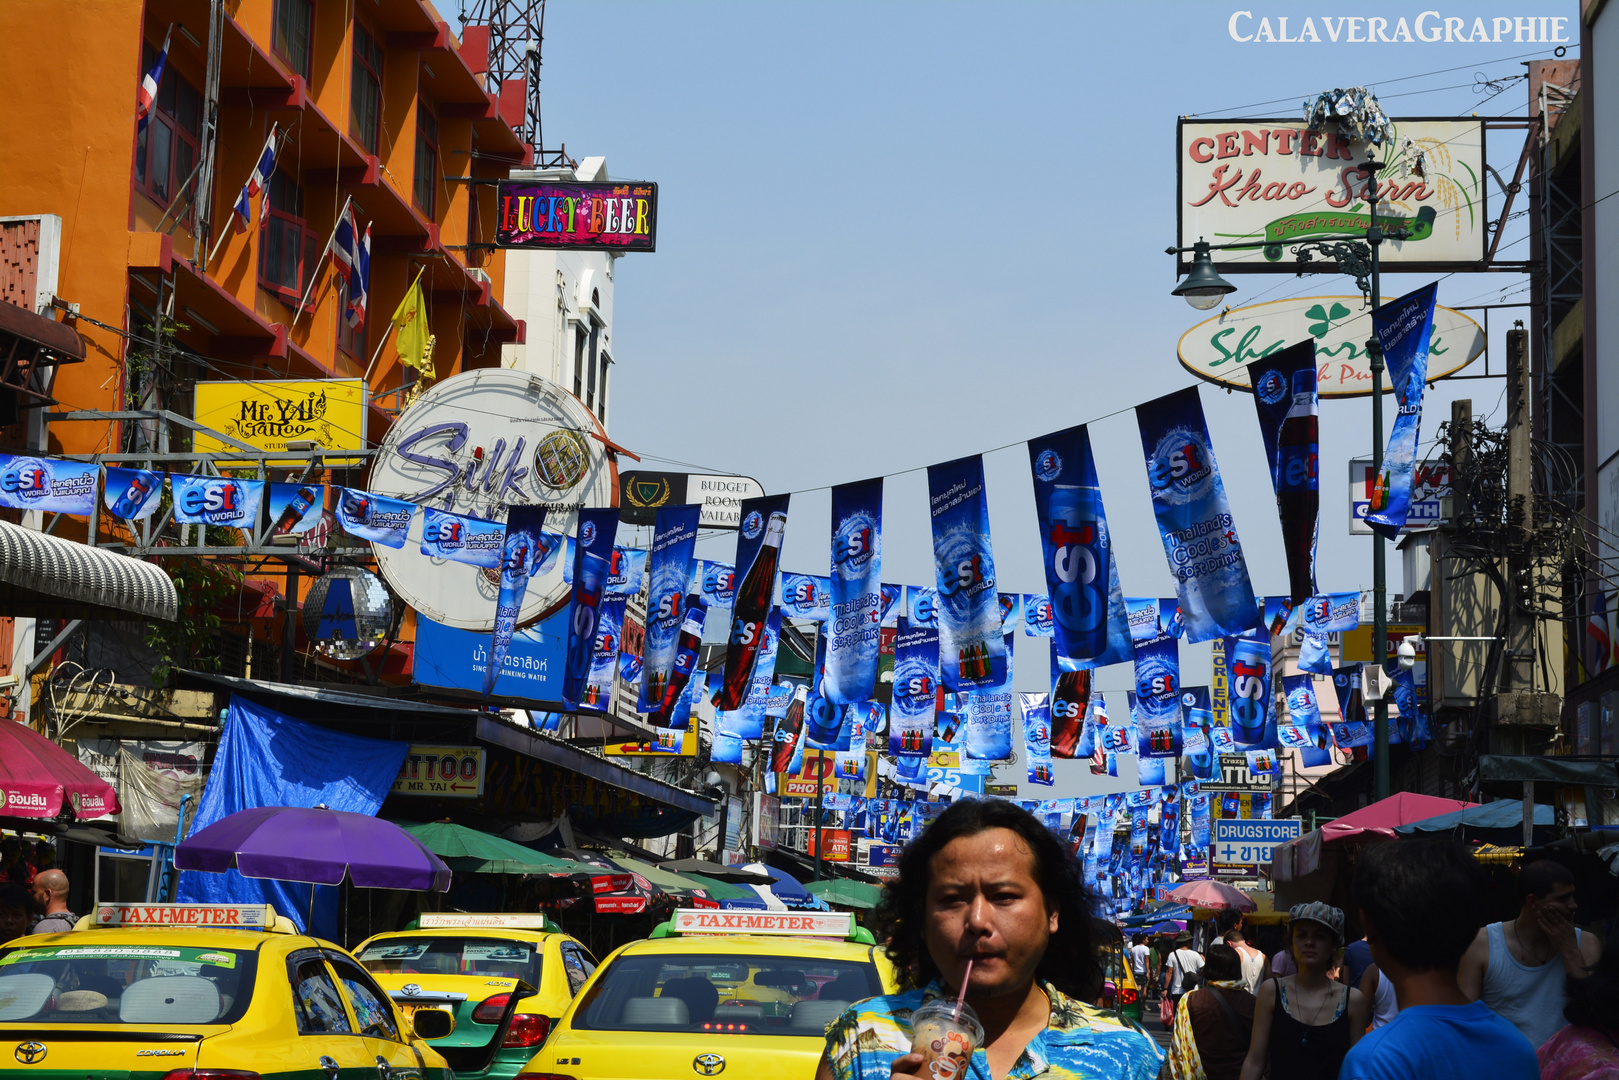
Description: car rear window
357,936,541,985
573,952,881,1036
0,941,256,1025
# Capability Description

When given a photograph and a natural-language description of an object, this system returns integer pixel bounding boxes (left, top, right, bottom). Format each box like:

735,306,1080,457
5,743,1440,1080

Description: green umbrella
396,821,597,877
806,878,885,910
611,855,747,900
677,872,759,903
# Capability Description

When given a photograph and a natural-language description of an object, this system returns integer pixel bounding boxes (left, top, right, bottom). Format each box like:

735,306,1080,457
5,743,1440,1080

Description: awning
1478,755,1619,789
0,300,83,361
0,719,121,820
807,878,884,910
0,520,176,621
1393,801,1555,834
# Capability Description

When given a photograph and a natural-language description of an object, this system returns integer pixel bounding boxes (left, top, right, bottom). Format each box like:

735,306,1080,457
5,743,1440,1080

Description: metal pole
813,751,824,883
1365,154,1390,802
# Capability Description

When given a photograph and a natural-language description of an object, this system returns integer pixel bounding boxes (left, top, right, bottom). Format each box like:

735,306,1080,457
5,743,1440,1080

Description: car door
325,950,424,1080
286,949,375,1080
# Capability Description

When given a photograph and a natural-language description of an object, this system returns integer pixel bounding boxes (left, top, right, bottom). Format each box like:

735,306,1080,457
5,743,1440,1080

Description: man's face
30,881,48,911
0,905,26,940
923,827,1058,1000
1530,883,1577,921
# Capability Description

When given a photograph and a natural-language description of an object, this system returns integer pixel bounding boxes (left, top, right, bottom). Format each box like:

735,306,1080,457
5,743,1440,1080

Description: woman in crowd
1164,942,1256,1080
1239,903,1369,1080
1537,927,1619,1079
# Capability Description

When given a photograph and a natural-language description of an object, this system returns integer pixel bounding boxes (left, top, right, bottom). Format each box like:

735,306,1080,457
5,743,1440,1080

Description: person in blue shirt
1338,839,1538,1080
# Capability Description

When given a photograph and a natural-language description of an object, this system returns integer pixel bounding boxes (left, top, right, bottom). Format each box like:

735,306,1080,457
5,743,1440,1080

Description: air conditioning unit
467,267,490,286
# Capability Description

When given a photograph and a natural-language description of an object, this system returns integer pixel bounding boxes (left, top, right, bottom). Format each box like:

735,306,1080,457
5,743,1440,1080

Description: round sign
1177,295,1483,397
302,567,393,660
367,369,618,630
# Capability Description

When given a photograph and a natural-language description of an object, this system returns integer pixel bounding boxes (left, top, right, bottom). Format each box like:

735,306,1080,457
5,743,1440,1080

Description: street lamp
1171,240,1238,310
1168,151,1401,801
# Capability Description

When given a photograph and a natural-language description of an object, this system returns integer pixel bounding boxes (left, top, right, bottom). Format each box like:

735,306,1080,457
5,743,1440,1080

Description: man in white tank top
1457,859,1602,1048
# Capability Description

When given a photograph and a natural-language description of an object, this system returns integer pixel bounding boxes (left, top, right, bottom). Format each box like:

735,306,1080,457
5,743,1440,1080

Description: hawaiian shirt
823,978,1163,1080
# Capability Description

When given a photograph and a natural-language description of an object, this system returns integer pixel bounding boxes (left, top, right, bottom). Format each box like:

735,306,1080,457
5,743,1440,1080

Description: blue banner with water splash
1366,283,1439,540
1132,625,1182,758
1249,338,1320,605
640,504,700,713
420,507,505,568
1225,633,1275,749
561,508,619,710
890,616,938,757
0,455,97,515
334,487,416,549
927,456,1006,690
103,466,163,520
171,473,265,529
824,477,884,702
485,504,547,697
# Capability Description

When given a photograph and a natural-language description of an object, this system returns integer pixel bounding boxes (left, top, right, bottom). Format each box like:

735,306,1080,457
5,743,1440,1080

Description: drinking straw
956,959,972,1010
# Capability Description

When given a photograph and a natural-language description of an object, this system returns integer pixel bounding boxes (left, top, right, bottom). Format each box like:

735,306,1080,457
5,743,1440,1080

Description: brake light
502,1013,552,1047
1122,987,1138,1005
701,1021,749,1032
473,993,513,1022
159,1073,261,1080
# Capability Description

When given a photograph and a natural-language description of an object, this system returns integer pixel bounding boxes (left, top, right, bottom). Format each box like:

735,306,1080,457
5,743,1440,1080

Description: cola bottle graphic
111,472,156,519
720,512,786,710
1275,368,1319,604
771,685,807,772
272,486,319,537
1047,483,1108,658
654,597,707,721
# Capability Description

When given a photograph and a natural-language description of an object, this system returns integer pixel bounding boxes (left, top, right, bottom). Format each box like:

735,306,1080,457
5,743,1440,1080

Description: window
561,945,597,996
273,0,313,80
356,936,542,987
0,942,255,1025
413,102,438,217
597,353,610,423
351,24,382,154
290,956,352,1035
585,323,599,412
133,44,201,224
258,170,319,303
326,954,400,1042
573,325,587,399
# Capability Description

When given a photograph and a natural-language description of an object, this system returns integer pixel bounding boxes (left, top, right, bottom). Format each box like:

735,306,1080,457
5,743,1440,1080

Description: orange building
0,0,525,461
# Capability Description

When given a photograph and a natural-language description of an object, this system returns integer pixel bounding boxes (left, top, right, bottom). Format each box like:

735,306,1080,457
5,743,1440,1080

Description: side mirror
410,1007,456,1040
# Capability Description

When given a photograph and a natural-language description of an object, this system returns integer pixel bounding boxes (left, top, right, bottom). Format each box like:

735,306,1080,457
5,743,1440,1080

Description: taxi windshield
573,952,881,1037
0,941,256,1025
357,936,542,985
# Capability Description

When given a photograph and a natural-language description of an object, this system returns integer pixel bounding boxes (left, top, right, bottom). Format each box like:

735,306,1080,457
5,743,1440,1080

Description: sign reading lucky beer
1177,119,1485,272
1178,296,1483,397
496,180,658,252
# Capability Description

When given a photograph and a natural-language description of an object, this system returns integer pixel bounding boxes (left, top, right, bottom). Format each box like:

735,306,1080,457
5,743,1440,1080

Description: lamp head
1173,240,1238,310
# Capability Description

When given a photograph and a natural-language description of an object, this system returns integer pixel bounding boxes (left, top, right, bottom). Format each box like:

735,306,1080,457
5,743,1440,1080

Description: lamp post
1171,152,1399,801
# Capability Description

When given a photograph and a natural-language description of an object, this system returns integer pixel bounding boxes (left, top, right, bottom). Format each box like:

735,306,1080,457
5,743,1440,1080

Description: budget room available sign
1177,118,1486,273
1177,296,1483,398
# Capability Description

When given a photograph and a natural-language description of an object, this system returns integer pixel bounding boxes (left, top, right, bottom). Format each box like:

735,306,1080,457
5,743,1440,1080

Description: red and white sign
1350,458,1451,534
810,829,852,863
94,903,272,928
672,909,853,938
595,895,648,915
418,913,554,930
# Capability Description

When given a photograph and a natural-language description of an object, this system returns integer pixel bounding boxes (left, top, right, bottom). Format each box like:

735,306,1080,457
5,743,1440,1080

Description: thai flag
136,25,173,135
345,224,370,329
332,200,361,281
231,126,279,233
1589,591,1611,677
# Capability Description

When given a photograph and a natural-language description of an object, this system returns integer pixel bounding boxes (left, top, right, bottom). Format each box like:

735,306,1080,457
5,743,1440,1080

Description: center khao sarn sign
1178,295,1484,397
1178,118,1486,273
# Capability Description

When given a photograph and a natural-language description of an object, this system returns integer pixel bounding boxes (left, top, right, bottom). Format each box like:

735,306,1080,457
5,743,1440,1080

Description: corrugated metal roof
0,520,175,621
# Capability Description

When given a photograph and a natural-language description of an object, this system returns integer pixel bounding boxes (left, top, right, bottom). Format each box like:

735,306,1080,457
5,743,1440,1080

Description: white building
500,156,617,432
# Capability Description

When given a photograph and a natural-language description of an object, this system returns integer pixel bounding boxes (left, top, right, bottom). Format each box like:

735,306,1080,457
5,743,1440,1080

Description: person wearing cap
1239,902,1368,1080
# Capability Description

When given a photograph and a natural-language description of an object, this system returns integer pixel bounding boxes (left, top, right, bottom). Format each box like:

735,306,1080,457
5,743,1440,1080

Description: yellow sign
928,750,959,768
193,379,367,464
391,745,485,798
602,729,695,756
1341,624,1425,663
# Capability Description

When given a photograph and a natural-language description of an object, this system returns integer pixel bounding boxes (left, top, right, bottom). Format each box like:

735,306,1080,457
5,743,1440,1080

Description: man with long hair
817,799,1159,1080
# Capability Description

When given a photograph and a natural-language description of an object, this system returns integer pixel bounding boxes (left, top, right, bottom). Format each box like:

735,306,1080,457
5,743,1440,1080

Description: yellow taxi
515,908,899,1080
0,901,455,1079
354,913,597,1080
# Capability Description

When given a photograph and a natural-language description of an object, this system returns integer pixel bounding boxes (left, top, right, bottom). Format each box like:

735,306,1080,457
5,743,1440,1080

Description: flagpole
363,265,426,382
292,193,352,324
206,124,283,270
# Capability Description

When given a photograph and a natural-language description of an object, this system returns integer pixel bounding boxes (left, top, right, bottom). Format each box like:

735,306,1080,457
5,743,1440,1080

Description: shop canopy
0,520,176,622
1393,801,1555,835
1273,792,1478,882
0,717,121,821
806,878,885,911
396,820,603,877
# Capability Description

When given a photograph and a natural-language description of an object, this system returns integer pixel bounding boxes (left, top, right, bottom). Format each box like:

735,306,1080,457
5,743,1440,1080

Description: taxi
354,913,597,1080
1095,922,1143,1024
0,901,455,1079
515,908,899,1080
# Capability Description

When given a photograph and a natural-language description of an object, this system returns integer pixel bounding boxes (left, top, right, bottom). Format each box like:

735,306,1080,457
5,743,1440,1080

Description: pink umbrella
1168,879,1257,912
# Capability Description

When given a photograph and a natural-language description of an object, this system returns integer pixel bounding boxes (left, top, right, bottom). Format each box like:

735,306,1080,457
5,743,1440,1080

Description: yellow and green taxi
354,913,596,1080
1096,922,1143,1024
0,901,455,1080
514,908,899,1080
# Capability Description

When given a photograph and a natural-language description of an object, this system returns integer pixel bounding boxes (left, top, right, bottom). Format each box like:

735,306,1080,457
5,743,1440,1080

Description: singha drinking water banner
719,494,789,711
1026,425,1133,665
1136,387,1263,641
825,477,884,702
0,455,97,515
562,508,620,710
265,483,325,537
927,456,1007,690
1022,693,1054,786
640,504,701,712
1366,283,1440,539
781,573,831,621
335,486,416,548
1248,339,1320,605
890,616,939,758
1050,643,1092,759
420,507,506,568
103,467,163,520
170,474,265,528
485,504,547,697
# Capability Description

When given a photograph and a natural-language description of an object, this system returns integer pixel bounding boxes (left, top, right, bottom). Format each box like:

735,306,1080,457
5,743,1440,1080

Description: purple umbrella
176,806,452,892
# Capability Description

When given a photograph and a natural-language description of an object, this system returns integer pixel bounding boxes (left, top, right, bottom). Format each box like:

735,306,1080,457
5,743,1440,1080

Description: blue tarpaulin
1393,801,1555,834
176,695,408,938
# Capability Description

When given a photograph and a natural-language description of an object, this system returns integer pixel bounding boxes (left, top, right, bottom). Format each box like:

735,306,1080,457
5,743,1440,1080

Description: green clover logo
1305,302,1352,339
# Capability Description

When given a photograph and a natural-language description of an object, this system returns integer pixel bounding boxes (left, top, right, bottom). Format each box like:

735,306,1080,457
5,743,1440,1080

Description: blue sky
521,0,1577,788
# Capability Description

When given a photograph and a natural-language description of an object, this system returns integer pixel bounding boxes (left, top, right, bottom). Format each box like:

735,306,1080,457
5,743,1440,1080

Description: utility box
1491,691,1563,727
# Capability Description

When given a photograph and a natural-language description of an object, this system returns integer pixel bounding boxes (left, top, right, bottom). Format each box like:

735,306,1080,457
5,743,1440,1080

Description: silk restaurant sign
1177,118,1486,273
1178,296,1483,398
496,180,658,252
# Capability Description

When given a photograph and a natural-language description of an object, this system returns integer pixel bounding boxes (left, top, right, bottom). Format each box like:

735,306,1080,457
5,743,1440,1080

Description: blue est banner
170,474,265,528
640,505,701,713
604,547,649,597
879,584,904,627
485,504,547,697
1024,594,1054,637
334,487,416,549
561,508,620,710
582,596,626,711
825,477,883,703
781,573,832,621
700,560,736,611
926,455,1007,691
1182,686,1216,780
1021,692,1054,786
1366,283,1439,540
0,455,97,516
265,483,325,537
1249,339,1320,606
964,688,1013,762
420,507,505,568
908,586,938,629
889,616,939,758
1281,672,1332,767
1135,387,1263,642
103,466,163,520
1226,633,1276,750
1299,591,1362,634
1132,625,1182,758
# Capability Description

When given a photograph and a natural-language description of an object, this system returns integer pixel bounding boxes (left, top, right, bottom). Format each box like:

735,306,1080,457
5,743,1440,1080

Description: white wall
1594,6,1619,588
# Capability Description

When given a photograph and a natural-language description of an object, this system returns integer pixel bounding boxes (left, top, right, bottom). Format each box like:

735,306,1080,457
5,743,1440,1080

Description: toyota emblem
14,1043,46,1065
400,983,422,996
693,1052,725,1076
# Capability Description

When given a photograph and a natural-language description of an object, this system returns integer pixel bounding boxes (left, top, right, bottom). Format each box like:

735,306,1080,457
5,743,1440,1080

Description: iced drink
910,999,983,1080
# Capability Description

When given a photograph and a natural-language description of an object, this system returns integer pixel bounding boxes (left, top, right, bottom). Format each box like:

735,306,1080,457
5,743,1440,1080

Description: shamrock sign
1306,301,1352,339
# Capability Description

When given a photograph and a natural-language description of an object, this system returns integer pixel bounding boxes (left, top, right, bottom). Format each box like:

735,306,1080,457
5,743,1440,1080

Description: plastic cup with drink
909,961,983,1080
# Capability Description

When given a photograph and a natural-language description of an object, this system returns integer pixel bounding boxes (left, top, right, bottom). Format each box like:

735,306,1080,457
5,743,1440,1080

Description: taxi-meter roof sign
417,913,558,930
93,903,274,928
670,909,853,938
